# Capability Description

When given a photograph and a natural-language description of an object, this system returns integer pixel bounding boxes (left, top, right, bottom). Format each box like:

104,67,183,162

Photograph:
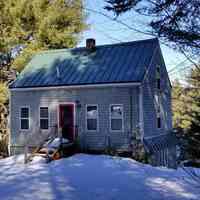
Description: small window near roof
110,105,123,131
156,65,161,90
157,79,161,90
40,107,49,130
157,116,161,129
86,105,98,131
20,107,29,130
157,104,161,129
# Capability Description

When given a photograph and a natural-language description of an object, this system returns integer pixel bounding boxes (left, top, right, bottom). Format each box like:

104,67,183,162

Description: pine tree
172,67,200,160
0,0,87,71
0,0,87,156
0,83,8,105
105,0,200,56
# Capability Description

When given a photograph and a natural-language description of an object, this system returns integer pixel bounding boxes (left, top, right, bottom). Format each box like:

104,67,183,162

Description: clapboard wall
10,86,140,154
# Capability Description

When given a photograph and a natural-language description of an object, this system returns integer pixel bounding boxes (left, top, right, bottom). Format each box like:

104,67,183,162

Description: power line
168,59,189,74
169,64,193,77
94,27,123,43
84,13,192,80
83,6,154,37
81,5,198,69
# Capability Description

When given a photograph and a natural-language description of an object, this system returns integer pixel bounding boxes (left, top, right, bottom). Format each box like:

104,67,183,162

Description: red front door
59,104,75,141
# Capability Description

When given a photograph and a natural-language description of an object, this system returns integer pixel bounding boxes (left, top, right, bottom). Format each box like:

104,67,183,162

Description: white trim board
144,133,170,139
9,82,141,92
139,85,144,139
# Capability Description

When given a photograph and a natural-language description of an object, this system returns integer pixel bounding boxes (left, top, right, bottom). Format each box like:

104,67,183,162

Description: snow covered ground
0,154,199,200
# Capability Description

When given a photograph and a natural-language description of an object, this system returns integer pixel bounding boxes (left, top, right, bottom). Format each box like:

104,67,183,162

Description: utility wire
82,6,155,37
168,59,189,74
94,27,123,43
81,5,198,69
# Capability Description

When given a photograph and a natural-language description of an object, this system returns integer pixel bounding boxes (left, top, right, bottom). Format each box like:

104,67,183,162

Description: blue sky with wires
78,0,192,81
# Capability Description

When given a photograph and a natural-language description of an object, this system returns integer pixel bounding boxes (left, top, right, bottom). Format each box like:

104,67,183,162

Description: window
110,104,123,131
157,79,161,90
157,104,161,129
20,107,29,130
40,107,49,130
157,116,161,128
156,65,161,90
86,105,98,131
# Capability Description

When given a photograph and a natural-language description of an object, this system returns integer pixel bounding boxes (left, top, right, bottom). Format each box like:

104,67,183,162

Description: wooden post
24,144,28,164
24,134,28,164
58,127,63,157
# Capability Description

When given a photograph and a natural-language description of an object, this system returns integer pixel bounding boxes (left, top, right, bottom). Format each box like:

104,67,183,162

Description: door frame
57,102,76,139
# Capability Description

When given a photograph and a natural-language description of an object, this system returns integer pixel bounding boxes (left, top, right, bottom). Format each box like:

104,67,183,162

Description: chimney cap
86,38,96,50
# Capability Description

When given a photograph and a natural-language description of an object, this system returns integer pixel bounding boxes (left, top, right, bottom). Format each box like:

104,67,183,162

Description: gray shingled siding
10,87,139,154
142,48,175,167
142,49,172,138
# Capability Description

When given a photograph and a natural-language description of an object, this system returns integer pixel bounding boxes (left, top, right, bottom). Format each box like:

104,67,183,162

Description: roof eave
9,82,141,91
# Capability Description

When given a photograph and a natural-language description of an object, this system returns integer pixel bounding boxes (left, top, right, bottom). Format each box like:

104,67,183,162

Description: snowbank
0,154,199,200
31,156,47,164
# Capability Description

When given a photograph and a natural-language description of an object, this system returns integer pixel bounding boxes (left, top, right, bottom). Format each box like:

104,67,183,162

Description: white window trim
109,104,124,132
86,104,99,132
39,106,50,130
19,106,30,131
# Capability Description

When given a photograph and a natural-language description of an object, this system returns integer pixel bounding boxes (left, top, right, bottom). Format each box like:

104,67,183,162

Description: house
9,38,177,167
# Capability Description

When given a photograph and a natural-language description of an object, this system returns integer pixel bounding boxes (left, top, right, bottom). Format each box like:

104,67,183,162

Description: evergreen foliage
172,67,200,160
0,0,87,156
105,0,200,56
0,83,8,105
0,0,87,71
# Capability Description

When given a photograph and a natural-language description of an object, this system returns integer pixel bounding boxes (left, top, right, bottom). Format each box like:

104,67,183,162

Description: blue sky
78,0,191,81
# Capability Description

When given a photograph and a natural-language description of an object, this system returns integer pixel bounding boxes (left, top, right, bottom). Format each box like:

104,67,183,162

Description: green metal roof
10,38,159,88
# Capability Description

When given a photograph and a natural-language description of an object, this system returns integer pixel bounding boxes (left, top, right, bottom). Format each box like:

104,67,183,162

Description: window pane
157,79,161,90
111,105,122,118
111,119,122,131
157,117,161,128
157,105,161,114
156,67,160,78
40,119,48,129
87,106,97,118
21,119,29,129
87,119,97,130
40,107,48,118
21,108,29,118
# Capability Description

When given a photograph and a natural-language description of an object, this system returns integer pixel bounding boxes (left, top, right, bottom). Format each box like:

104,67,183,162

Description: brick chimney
86,38,96,50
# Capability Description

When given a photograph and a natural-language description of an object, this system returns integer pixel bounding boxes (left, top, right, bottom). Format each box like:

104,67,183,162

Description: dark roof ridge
37,37,158,55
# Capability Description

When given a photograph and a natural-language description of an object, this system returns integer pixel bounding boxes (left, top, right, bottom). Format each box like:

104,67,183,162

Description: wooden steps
32,153,48,158
27,138,75,163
